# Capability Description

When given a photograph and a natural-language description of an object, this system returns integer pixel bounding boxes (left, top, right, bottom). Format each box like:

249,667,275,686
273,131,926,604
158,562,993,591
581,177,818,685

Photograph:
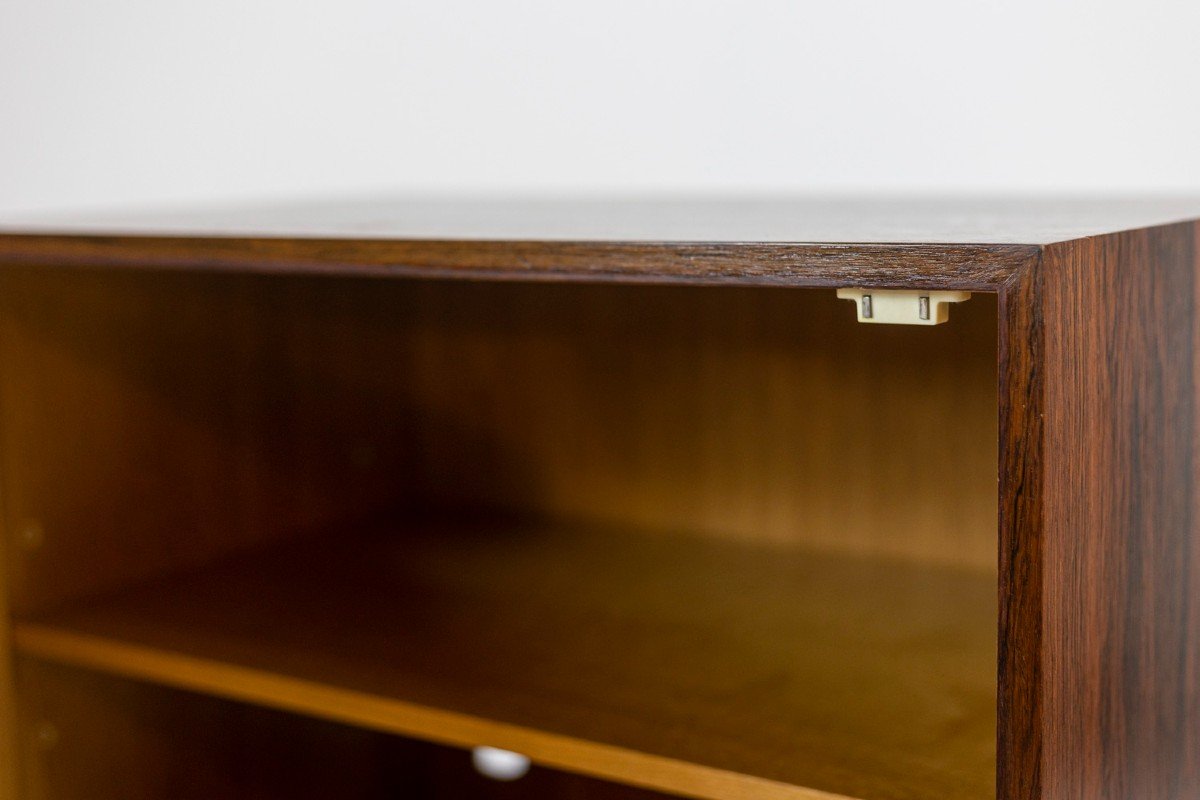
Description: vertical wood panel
996,264,1044,800
1040,223,1199,799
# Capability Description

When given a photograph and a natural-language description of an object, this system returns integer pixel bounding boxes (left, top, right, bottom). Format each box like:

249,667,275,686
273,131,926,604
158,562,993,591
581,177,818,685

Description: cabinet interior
0,269,999,800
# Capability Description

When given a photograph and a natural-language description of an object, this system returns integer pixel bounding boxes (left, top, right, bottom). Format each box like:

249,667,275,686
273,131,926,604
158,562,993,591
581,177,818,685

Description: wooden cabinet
0,199,1196,799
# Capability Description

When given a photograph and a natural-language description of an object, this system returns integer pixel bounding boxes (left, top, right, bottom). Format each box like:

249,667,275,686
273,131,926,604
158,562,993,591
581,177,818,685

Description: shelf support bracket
836,288,971,325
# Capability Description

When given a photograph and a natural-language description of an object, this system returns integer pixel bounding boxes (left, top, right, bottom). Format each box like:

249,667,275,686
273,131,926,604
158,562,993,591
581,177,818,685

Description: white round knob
471,746,532,781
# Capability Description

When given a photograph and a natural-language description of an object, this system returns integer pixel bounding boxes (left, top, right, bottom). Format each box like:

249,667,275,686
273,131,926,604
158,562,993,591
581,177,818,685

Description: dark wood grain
0,235,1033,289
996,263,1045,800
997,222,1199,799
8,197,1200,288
1041,223,1198,800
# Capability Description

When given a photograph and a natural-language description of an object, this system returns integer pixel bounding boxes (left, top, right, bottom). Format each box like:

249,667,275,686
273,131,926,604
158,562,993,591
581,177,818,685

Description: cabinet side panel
998,265,1045,800
1042,224,1199,799
0,269,426,614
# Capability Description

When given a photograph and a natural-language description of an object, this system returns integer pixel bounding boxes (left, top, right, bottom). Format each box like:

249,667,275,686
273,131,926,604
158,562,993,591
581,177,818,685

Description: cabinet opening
1,269,998,800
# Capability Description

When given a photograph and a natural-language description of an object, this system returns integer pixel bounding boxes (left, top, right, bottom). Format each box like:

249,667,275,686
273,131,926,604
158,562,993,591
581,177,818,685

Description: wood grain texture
996,265,1044,800
0,272,998,622
387,281,997,569
0,269,426,614
1034,223,1200,800
14,519,997,800
0,235,1032,290
997,222,1200,800
0,268,997,799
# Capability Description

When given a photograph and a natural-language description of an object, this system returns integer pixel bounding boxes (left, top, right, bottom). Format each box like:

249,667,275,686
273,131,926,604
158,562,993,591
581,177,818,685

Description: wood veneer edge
997,257,1046,800
0,235,1037,290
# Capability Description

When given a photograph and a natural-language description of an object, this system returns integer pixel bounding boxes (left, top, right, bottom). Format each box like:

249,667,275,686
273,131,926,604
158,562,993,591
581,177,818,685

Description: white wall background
2,0,1199,214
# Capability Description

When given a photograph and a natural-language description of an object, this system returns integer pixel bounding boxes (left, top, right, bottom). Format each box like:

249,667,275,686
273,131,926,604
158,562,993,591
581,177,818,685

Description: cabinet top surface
5,196,1200,245
3,197,1198,288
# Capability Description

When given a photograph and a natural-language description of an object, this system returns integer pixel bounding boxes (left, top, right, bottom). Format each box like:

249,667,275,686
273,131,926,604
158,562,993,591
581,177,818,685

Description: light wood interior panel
394,280,997,567
0,269,997,616
15,519,995,800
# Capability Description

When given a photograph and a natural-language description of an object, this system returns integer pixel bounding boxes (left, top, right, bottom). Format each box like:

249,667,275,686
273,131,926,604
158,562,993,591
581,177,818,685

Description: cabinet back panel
0,270,997,613
394,279,997,568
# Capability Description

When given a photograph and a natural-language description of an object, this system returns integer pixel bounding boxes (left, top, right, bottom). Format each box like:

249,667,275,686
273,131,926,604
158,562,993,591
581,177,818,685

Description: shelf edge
13,622,859,800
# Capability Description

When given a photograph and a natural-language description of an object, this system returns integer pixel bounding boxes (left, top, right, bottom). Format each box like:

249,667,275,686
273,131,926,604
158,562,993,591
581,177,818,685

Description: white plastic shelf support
836,288,971,326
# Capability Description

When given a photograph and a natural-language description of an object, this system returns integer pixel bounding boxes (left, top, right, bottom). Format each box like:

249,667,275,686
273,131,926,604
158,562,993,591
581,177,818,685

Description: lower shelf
14,516,996,800
20,661,672,800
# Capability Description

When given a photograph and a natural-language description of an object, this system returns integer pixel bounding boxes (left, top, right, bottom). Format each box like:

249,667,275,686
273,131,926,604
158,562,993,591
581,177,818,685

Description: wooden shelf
13,516,996,800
